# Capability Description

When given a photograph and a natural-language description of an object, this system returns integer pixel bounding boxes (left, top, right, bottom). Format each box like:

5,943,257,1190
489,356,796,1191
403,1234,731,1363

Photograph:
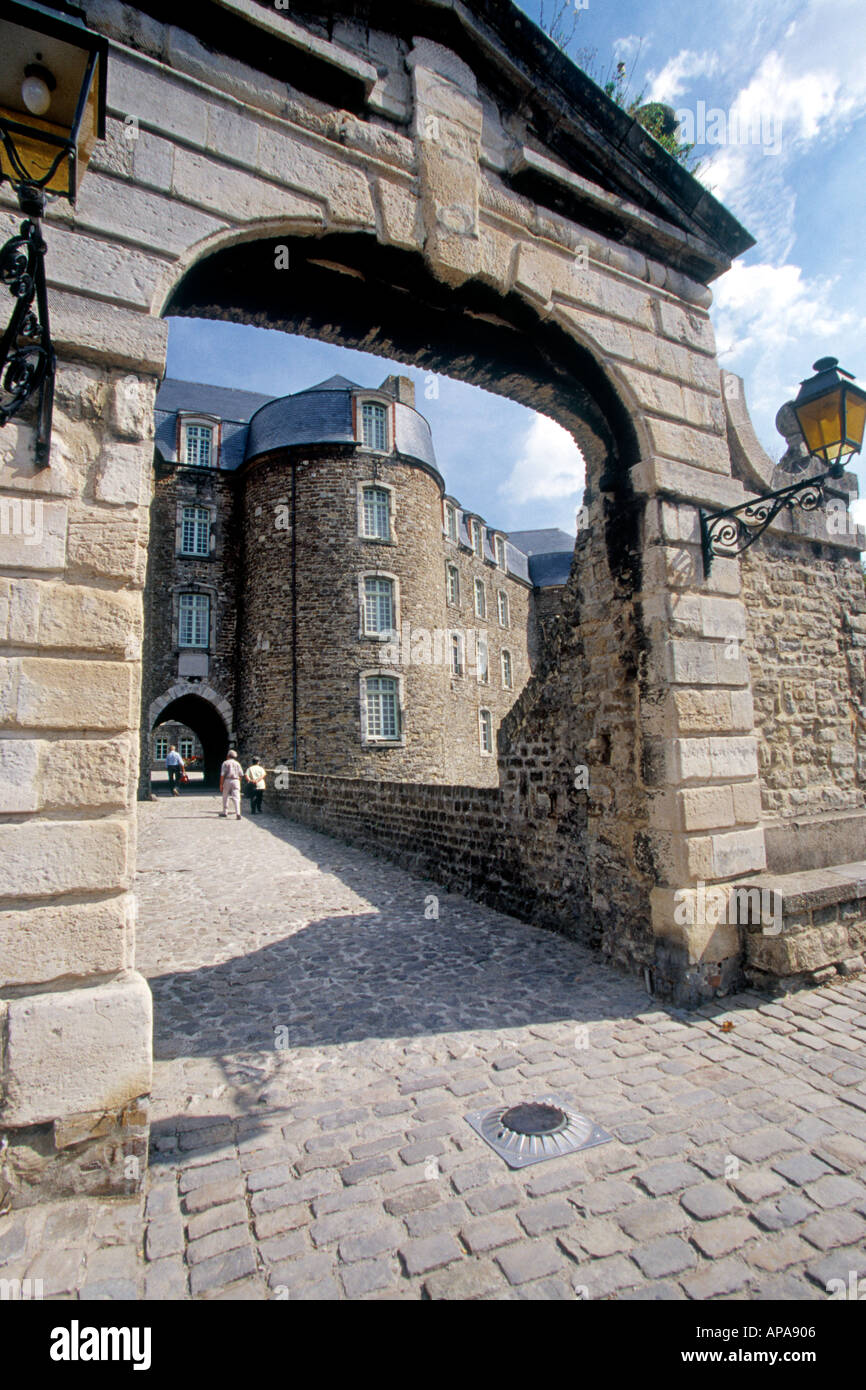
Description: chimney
379,374,415,407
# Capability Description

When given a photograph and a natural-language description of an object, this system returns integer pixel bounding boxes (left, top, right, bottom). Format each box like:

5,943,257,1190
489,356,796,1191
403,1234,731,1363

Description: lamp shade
0,2,107,207
793,357,866,472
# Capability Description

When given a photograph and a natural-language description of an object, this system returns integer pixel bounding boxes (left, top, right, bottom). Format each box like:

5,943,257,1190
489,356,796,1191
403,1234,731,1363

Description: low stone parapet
741,861,866,990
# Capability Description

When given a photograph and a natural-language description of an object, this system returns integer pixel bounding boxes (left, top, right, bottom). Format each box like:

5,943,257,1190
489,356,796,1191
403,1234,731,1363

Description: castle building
141,372,574,789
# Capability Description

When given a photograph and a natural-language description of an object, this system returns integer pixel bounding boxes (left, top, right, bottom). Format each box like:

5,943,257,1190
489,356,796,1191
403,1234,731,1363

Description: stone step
739,859,866,989
764,809,866,874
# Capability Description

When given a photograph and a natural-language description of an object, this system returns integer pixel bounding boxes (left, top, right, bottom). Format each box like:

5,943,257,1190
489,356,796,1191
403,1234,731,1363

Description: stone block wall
0,360,156,1205
741,534,866,820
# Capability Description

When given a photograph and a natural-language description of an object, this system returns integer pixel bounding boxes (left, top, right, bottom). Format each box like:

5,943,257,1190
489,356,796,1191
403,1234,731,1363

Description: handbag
180,772,189,784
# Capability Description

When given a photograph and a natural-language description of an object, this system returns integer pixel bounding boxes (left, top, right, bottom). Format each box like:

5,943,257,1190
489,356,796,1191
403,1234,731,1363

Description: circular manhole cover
500,1101,568,1137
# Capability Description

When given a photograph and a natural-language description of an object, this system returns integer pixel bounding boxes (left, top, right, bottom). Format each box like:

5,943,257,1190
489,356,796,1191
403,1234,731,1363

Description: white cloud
613,34,645,65
499,414,585,506
646,49,719,104
712,261,853,362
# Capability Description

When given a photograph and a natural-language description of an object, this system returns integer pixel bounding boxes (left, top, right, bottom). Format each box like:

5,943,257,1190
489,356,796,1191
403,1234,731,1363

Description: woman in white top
220,749,244,819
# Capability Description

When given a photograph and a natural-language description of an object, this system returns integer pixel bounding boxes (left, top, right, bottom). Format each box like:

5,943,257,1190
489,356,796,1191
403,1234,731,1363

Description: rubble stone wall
741,536,866,820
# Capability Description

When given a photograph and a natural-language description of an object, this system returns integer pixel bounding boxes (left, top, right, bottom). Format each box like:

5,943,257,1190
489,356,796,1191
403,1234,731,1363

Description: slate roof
526,551,573,587
296,374,363,393
155,378,274,422
506,527,576,556
155,378,572,585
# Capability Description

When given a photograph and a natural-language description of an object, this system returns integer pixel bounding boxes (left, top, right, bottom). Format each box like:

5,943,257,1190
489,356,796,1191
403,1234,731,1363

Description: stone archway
1,1,779,1203
148,684,233,788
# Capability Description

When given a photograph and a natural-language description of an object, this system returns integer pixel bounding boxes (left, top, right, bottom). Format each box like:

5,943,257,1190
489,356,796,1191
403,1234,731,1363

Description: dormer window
180,418,217,468
494,535,506,570
361,400,388,451
470,519,483,558
444,502,458,542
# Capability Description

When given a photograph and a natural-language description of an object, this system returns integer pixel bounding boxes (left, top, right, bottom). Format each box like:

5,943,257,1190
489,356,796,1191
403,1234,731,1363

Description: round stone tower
238,372,454,779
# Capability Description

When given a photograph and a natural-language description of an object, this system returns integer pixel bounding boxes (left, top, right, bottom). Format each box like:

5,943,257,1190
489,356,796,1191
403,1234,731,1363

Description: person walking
165,744,184,796
244,757,267,815
220,749,244,819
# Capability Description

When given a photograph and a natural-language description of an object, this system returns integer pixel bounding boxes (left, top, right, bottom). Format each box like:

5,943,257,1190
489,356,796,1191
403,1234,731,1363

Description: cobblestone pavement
3,793,866,1300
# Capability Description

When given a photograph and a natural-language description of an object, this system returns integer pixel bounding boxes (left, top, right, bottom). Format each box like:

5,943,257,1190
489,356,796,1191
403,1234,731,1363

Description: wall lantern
700,357,866,575
0,2,107,463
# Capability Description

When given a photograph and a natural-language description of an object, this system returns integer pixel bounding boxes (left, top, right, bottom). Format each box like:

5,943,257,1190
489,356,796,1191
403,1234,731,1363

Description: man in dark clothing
245,757,266,814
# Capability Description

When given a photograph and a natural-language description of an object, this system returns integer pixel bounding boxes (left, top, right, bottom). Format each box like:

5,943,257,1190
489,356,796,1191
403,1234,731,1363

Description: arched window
501,649,513,689
477,635,489,684
497,589,510,627
446,563,460,606
474,578,486,619
450,632,464,677
361,401,388,450
183,422,215,467
479,708,493,755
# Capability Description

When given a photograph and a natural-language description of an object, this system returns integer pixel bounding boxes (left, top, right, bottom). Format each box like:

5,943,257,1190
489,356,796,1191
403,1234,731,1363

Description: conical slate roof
296,374,363,393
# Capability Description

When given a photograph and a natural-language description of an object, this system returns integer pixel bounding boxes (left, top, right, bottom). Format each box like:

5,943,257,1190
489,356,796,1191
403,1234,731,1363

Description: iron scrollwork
699,475,831,576
0,214,55,465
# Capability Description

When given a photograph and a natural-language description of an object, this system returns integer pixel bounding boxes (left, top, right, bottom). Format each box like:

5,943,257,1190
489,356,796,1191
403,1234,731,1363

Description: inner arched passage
152,694,229,789
164,231,643,591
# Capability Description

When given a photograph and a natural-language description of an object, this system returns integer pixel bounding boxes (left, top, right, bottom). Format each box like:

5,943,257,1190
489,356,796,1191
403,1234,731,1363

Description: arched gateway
1,1,863,1204
148,684,233,788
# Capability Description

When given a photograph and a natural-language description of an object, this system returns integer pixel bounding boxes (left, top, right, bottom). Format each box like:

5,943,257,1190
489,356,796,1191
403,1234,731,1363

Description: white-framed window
494,534,506,570
497,589,510,627
363,575,394,635
451,631,464,677
178,592,210,648
444,502,458,542
363,674,400,741
477,634,489,684
181,505,210,557
501,649,513,689
361,400,388,451
470,519,483,558
183,422,214,468
474,578,486,620
179,737,195,760
361,485,391,540
479,708,493,755
446,563,460,607
154,736,168,760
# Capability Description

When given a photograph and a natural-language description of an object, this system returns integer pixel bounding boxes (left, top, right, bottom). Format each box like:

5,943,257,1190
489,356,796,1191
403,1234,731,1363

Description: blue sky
166,0,866,533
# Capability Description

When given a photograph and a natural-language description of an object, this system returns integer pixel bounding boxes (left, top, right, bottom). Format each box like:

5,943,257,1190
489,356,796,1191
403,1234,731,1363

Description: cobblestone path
2,794,866,1299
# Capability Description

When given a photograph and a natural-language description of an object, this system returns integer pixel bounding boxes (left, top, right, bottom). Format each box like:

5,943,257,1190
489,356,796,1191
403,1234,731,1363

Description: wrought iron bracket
0,206,55,467
699,469,841,576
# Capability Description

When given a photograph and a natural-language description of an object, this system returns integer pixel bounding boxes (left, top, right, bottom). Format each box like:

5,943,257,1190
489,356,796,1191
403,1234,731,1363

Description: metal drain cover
465,1094,612,1169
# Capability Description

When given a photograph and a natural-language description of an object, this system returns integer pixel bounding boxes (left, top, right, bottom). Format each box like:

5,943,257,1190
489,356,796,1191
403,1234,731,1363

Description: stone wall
238,445,532,783
741,533,866,820
0,361,155,1204
0,0,789,1202
140,458,240,782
